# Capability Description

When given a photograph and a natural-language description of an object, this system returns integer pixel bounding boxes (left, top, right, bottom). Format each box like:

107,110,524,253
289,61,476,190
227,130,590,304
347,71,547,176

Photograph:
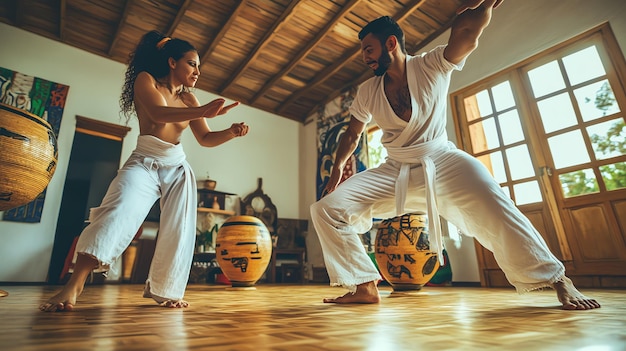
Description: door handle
539,166,553,176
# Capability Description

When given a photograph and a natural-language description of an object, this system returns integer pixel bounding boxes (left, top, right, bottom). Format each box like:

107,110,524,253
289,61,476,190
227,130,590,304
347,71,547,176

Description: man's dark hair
358,16,406,54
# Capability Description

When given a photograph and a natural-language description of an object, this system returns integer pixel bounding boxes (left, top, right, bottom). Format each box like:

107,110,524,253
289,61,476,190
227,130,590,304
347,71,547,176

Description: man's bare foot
39,285,82,312
143,283,189,308
553,276,601,310
323,281,381,304
160,299,189,308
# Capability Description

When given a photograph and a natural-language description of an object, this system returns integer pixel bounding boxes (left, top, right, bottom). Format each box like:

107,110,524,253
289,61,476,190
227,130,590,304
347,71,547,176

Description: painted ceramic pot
375,212,439,291
216,215,272,287
0,103,57,211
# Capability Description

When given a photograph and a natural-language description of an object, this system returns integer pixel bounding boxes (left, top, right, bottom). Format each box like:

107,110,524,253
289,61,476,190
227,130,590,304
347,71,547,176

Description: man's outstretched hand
456,0,503,14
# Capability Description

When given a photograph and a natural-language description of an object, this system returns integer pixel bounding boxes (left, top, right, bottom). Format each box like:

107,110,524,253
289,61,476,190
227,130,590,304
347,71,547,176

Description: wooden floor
0,283,624,351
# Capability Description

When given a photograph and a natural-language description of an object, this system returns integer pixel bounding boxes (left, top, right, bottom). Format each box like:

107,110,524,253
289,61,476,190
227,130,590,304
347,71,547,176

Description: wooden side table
268,248,306,284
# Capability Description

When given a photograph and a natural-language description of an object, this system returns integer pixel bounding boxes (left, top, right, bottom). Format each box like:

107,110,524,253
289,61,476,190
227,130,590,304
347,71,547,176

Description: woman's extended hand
200,99,240,118
230,122,249,137
218,101,240,116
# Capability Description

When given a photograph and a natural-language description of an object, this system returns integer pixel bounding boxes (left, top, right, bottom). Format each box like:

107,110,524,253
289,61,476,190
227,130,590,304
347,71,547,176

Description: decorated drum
216,215,272,287
374,212,439,291
0,103,58,211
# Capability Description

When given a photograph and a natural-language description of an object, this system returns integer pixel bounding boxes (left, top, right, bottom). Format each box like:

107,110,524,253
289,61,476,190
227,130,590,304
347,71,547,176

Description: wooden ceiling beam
277,0,428,115
200,0,248,66
59,0,67,41
277,48,360,114
249,0,364,105
108,0,133,57
219,0,303,95
14,0,24,27
164,0,194,37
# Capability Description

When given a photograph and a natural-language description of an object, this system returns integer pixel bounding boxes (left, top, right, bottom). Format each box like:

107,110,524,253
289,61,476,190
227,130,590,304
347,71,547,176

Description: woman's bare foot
552,276,601,310
323,281,381,304
39,284,82,312
39,254,98,312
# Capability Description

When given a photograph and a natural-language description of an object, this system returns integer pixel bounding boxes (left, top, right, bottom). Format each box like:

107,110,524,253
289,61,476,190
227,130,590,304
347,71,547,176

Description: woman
40,31,248,311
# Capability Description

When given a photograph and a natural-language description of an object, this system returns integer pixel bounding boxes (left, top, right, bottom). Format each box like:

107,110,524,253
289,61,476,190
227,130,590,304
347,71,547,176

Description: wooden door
47,116,130,284
452,24,626,288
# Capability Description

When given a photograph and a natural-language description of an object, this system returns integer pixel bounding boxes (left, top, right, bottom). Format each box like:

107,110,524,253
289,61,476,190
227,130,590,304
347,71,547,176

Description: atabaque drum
375,212,439,291
216,215,272,287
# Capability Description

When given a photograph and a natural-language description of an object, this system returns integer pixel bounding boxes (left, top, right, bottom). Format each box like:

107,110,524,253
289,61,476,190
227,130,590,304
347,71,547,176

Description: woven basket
0,103,58,211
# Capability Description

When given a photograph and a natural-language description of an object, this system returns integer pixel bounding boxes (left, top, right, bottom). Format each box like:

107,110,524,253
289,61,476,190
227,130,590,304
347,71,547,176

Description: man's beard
373,49,391,76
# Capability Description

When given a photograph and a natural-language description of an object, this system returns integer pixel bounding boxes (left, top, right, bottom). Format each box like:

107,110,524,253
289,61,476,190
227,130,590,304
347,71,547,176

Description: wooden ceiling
0,0,463,123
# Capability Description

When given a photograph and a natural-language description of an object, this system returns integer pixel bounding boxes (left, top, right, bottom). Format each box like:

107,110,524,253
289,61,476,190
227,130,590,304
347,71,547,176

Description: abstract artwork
315,90,368,200
0,67,69,223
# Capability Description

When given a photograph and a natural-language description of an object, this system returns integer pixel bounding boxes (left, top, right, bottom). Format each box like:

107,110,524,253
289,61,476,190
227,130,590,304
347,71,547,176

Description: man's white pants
76,135,196,300
310,148,565,293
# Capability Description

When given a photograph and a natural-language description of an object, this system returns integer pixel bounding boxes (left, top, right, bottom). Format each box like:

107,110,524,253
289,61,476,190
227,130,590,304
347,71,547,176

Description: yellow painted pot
375,213,439,291
216,215,272,287
0,103,57,211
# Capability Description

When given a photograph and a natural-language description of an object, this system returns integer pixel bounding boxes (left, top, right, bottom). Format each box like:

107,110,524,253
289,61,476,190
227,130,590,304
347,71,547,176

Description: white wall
0,23,301,282
302,0,626,283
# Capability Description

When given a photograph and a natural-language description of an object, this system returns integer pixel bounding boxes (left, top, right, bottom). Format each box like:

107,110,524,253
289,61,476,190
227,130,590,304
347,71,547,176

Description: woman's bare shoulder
179,91,200,107
136,71,155,83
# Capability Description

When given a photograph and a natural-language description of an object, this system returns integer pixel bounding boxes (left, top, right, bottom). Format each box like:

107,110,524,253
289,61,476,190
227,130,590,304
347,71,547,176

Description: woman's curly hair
119,30,197,124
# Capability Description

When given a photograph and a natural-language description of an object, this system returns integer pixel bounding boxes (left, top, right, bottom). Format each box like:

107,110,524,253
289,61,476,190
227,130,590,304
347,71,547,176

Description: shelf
197,189,236,195
197,207,235,216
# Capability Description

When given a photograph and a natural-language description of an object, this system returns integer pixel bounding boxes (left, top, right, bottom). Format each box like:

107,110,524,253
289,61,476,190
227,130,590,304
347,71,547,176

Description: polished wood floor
0,283,624,351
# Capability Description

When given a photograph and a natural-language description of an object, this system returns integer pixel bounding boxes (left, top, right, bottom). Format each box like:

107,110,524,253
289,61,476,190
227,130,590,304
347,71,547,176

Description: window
452,23,626,205
367,126,387,168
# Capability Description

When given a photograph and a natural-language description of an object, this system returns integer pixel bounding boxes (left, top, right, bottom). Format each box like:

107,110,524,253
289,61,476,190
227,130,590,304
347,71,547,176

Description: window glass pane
478,152,507,183
513,181,543,205
600,162,626,191
367,128,387,168
463,96,480,122
563,46,606,86
476,90,492,117
537,93,578,133
586,118,626,160
548,131,590,169
559,168,599,197
574,80,620,121
506,145,535,180
469,117,499,153
528,60,566,98
464,90,492,122
501,186,510,199
499,110,524,145
492,81,515,112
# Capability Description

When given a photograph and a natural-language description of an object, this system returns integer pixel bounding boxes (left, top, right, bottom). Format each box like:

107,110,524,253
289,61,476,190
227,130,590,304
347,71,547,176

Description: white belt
386,136,449,265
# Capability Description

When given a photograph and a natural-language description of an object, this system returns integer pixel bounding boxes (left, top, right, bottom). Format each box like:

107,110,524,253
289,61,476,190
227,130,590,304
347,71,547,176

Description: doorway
451,24,626,288
46,116,130,284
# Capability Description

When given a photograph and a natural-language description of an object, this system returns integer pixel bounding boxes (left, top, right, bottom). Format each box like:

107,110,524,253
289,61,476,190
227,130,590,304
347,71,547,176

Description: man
310,0,600,310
